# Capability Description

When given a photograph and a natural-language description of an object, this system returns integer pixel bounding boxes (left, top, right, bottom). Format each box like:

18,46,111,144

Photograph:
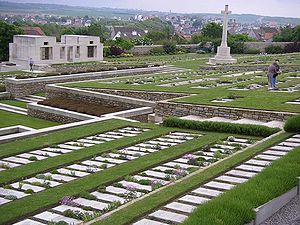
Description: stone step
164,201,196,214
133,218,169,225
149,209,187,223
0,103,27,115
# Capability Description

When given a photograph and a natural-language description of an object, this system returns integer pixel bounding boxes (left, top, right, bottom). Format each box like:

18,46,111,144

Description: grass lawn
0,130,225,224
0,110,60,129
62,70,300,113
0,100,27,108
92,132,291,225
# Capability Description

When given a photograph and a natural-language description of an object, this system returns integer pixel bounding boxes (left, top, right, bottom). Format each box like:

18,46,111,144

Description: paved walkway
260,195,300,225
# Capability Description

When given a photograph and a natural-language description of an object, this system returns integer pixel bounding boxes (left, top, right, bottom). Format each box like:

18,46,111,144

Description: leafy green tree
273,26,294,42
294,25,300,41
145,30,168,44
163,41,176,54
114,38,134,50
202,23,222,39
0,21,23,61
191,33,209,44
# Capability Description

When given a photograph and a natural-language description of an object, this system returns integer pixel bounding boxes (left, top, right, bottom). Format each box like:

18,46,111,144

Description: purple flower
125,184,137,192
183,154,195,160
59,196,78,207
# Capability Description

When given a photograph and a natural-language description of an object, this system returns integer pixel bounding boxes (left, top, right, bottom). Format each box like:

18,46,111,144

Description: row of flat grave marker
132,134,300,225
286,98,300,105
12,135,257,225
0,132,200,207
0,127,149,172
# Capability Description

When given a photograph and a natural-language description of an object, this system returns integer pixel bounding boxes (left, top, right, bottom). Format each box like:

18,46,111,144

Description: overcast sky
6,0,300,18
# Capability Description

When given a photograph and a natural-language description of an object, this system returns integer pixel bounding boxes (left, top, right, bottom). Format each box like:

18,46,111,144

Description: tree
0,21,23,61
145,30,168,44
191,33,209,44
114,38,134,51
202,22,222,39
163,41,176,54
273,26,295,42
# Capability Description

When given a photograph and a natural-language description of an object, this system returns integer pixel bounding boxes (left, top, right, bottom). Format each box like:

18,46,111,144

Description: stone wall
244,42,293,53
27,102,98,124
155,101,296,122
82,88,189,101
199,64,300,72
46,85,156,110
5,66,164,97
0,92,11,100
129,44,200,55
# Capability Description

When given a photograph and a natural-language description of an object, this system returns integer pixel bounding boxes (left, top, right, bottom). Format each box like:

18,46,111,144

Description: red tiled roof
22,26,45,36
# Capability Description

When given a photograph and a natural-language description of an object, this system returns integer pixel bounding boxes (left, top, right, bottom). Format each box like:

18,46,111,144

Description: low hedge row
284,115,300,133
162,117,280,137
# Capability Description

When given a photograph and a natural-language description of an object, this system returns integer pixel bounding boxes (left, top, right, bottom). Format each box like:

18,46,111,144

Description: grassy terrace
94,132,291,225
0,99,28,108
0,110,60,128
62,68,300,113
0,123,231,224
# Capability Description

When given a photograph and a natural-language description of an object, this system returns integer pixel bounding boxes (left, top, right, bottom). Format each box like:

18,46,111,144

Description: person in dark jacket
267,59,281,90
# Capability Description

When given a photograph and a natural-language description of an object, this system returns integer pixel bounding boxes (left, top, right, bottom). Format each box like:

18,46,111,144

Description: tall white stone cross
220,5,231,47
208,5,237,64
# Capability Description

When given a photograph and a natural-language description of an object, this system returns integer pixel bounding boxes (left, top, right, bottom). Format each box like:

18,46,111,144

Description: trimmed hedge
284,115,300,133
162,117,280,137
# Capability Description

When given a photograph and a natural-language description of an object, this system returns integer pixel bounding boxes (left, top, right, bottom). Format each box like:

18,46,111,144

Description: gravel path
260,195,300,225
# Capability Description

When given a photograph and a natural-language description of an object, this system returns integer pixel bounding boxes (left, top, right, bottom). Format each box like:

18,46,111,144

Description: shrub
284,115,300,133
150,47,166,55
265,45,284,54
244,48,261,54
24,189,34,194
163,41,176,54
0,84,6,92
283,42,300,53
162,117,280,137
109,46,124,56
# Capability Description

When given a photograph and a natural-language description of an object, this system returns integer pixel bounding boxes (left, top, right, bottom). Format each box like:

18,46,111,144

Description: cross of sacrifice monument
209,5,237,64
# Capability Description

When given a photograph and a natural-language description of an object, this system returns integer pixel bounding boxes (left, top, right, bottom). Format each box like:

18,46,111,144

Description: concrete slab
119,181,152,191
30,150,61,157
0,160,21,168
215,175,248,184
143,170,168,179
95,156,127,164
245,159,270,167
264,150,287,156
11,183,45,193
204,181,235,190
286,138,300,143
17,153,48,160
81,160,115,168
0,187,28,198
24,178,61,187
58,144,83,150
44,173,76,182
149,210,187,223
133,218,169,225
0,197,11,205
57,168,90,177
73,197,108,210
270,146,293,152
256,154,280,161
2,156,32,164
105,186,143,197
226,169,257,178
67,164,100,173
236,164,264,172
164,162,197,169
91,191,126,204
192,187,223,198
14,219,45,225
281,142,300,147
164,201,196,213
34,211,82,224
179,194,209,205
42,147,73,154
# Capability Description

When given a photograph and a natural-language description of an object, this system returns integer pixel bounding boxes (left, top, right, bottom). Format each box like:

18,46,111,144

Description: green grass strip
92,132,291,225
0,125,171,184
183,146,300,225
0,110,60,129
0,119,131,158
0,132,224,224
0,100,28,109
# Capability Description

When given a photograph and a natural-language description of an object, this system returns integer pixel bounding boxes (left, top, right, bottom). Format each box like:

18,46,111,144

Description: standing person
272,59,281,90
29,58,34,71
267,59,280,90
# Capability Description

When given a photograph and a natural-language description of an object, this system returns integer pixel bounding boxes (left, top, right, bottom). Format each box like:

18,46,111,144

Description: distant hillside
0,1,300,25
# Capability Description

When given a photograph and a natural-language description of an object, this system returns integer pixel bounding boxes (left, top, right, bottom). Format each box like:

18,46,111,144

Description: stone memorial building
9,35,103,68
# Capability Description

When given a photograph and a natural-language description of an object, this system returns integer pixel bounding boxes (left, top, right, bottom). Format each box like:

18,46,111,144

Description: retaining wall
155,100,296,122
129,44,201,55
5,66,164,97
82,88,189,101
244,42,293,53
46,85,156,110
199,64,300,72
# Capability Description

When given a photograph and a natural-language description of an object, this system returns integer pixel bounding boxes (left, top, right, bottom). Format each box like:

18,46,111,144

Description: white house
9,35,103,68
